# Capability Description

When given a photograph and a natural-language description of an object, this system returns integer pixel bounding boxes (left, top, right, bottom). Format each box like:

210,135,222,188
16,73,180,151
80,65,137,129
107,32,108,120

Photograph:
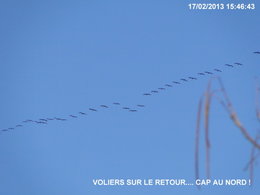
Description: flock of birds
1,51,260,134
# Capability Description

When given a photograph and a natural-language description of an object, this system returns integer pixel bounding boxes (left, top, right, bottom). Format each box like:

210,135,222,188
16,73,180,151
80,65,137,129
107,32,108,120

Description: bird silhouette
143,93,151,95
158,87,166,90
225,64,234,67
137,104,145,107
113,102,120,105
151,90,159,93
69,115,77,118
89,108,97,112
165,84,172,87
205,71,213,74
22,120,33,123
55,117,66,121
181,78,188,82
129,109,137,112
234,62,242,66
122,107,130,110
214,69,222,72
35,121,47,124
79,112,86,115
189,77,197,80
100,105,109,108
253,51,260,54
198,73,205,75
172,81,181,84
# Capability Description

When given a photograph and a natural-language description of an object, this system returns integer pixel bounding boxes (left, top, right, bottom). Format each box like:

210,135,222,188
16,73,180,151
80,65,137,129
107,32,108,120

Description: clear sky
0,0,260,194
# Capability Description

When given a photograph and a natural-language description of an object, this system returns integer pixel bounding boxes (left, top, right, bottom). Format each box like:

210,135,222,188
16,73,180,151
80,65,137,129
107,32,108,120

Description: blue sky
0,0,260,194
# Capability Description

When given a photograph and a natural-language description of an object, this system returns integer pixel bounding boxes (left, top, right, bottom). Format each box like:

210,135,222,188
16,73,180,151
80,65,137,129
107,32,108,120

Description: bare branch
195,97,203,184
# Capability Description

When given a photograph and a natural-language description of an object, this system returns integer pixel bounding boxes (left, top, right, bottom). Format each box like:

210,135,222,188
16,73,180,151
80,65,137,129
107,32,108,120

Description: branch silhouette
195,77,260,184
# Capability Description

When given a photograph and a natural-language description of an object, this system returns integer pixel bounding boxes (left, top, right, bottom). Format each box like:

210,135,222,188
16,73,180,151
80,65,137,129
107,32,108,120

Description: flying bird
113,102,120,105
129,109,137,112
22,119,33,123
55,117,66,121
143,93,151,96
46,118,54,120
122,107,130,110
180,78,188,82
172,81,181,84
214,69,222,72
137,104,145,107
198,73,205,75
225,64,233,67
188,77,197,80
79,112,86,115
89,108,97,112
158,87,165,90
35,121,47,124
39,119,48,122
253,51,260,54
100,105,109,108
151,90,159,93
69,115,77,118
234,62,243,66
165,84,172,87
205,71,213,75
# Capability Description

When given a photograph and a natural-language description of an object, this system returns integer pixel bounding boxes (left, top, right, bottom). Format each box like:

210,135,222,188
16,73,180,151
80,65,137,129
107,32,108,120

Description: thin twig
195,97,203,184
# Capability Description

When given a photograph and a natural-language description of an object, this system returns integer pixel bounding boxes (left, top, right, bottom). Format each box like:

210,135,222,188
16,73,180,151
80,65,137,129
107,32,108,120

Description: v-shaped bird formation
1,51,259,134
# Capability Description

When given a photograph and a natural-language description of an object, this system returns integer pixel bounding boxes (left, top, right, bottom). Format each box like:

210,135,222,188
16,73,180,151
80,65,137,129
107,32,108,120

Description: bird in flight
172,81,181,84
253,51,260,54
16,125,23,127
122,107,130,110
158,87,166,90
151,90,159,93
205,71,213,74
22,120,33,123
55,117,66,121
46,118,54,120
89,108,97,112
79,112,86,115
137,104,145,107
165,84,172,87
69,115,77,118
143,93,151,96
100,105,109,108
180,78,188,82
225,64,234,67
35,121,47,124
188,77,197,80
234,62,243,66
113,102,120,105
198,73,205,76
39,119,48,122
129,109,137,112
214,69,222,72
